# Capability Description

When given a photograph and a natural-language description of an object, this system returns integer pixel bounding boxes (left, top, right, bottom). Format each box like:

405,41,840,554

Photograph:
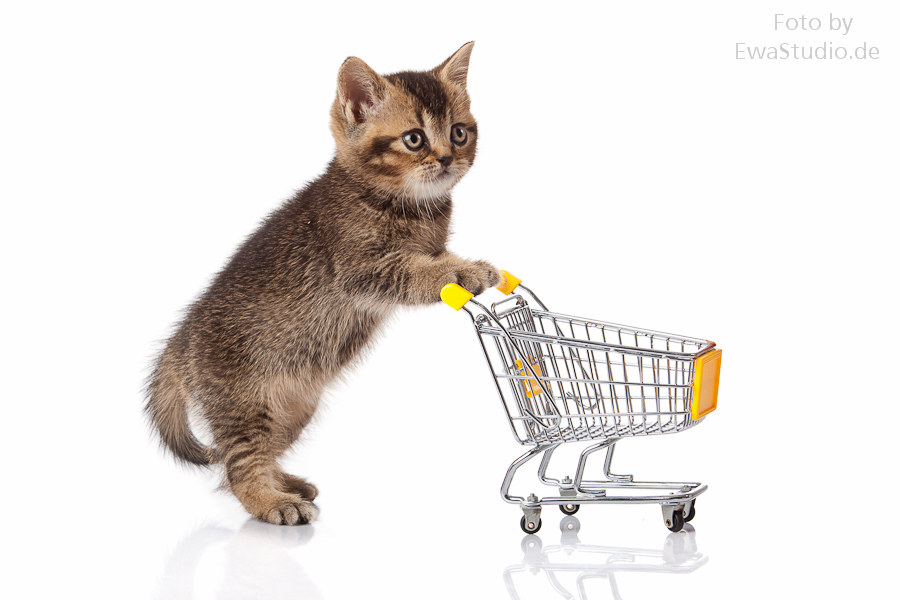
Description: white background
2,1,898,598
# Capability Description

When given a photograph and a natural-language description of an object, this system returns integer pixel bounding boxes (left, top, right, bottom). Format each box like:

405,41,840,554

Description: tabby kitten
145,42,499,525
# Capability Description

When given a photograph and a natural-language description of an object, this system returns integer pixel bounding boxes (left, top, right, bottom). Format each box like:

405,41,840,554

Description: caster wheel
520,515,542,534
559,503,580,516
685,503,696,522
665,509,685,533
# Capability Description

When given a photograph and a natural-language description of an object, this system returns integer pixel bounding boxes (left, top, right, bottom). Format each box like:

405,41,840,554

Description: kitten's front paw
455,260,501,296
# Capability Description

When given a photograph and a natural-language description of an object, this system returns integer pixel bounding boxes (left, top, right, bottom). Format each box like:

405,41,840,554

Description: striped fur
145,43,498,525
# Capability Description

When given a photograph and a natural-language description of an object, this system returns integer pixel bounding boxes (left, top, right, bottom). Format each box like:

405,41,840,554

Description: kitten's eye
402,130,427,151
451,124,468,146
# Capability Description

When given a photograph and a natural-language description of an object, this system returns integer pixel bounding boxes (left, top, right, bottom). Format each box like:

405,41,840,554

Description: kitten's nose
437,155,453,168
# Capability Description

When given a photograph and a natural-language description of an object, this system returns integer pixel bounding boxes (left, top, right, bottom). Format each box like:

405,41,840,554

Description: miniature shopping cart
441,272,722,533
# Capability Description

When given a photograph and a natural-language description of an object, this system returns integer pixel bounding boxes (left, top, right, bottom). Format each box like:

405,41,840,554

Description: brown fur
145,43,498,525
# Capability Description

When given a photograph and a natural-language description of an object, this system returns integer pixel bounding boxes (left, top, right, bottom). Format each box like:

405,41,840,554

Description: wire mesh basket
478,293,720,446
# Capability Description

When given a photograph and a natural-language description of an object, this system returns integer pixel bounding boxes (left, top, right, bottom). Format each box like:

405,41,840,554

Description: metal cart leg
602,443,633,483
536,440,631,486
501,445,557,534
501,444,558,504
537,444,561,485
502,440,705,533
574,439,617,494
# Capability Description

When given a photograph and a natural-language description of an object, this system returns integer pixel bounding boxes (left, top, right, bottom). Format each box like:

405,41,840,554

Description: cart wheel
520,515,542,534
684,503,696,522
559,503,580,516
665,509,685,533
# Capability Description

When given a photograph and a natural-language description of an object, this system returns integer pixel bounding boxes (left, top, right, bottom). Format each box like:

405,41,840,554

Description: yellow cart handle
440,283,474,311
496,270,521,295
441,270,521,310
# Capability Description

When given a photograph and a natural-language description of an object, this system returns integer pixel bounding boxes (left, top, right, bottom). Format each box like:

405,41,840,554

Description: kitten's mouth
397,166,462,201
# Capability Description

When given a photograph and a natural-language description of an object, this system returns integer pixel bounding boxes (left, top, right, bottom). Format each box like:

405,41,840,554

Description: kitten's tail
145,348,210,467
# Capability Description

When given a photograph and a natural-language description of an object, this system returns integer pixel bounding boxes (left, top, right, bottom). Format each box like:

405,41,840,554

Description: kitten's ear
436,41,474,89
337,57,386,125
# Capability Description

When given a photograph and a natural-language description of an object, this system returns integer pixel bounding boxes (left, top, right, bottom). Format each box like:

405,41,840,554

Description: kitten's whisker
399,179,412,220
424,187,435,223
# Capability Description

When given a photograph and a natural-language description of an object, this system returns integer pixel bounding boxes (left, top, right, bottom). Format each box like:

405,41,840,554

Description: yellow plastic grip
496,270,521,295
441,283,474,311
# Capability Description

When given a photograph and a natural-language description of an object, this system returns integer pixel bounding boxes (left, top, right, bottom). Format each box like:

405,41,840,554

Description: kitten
145,42,499,525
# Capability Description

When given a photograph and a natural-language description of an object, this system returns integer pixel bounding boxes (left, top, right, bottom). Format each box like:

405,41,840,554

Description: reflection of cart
504,517,708,600
442,272,722,533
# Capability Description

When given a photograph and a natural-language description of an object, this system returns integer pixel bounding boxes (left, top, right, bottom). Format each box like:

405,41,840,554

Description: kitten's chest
390,214,450,255
328,302,391,369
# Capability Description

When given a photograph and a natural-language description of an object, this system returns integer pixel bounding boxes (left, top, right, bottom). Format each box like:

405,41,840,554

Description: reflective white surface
3,1,898,598
506,519,708,600
155,515,708,600
157,519,322,599
7,413,897,598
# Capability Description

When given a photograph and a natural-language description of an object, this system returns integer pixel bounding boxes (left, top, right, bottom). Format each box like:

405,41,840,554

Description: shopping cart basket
441,271,722,533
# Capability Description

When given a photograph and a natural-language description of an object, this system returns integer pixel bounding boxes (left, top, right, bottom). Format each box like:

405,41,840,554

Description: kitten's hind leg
219,409,317,526
276,472,319,501
227,458,317,526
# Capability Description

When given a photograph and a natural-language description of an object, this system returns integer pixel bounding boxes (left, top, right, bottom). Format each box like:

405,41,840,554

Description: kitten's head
330,43,477,203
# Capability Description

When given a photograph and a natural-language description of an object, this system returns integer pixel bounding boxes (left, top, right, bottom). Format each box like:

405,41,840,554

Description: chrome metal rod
603,443,633,483
529,309,712,349
574,439,618,493
477,327,705,361
501,444,555,504
467,298,560,427
531,484,708,506
516,283,550,311
537,444,561,486
461,305,526,443
576,481,702,491
496,372,691,389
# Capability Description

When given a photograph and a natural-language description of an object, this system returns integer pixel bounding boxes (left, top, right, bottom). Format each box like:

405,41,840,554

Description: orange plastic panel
691,349,722,420
514,358,544,398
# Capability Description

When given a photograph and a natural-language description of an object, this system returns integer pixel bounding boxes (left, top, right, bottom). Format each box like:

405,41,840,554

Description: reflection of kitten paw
456,260,501,295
